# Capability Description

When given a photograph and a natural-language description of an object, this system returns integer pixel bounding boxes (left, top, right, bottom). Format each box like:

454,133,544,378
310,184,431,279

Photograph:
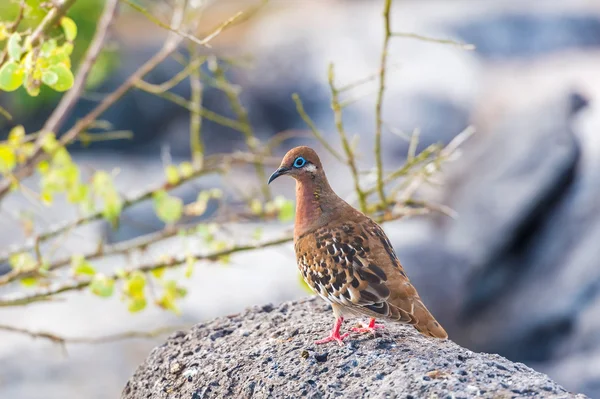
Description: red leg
351,318,385,334
315,317,350,346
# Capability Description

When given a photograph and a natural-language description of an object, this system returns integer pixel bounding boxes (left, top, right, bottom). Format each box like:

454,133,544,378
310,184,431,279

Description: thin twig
210,59,271,201
327,64,367,212
374,0,393,206
189,47,205,167
0,152,280,275
25,0,77,50
393,32,475,50
0,208,421,307
0,235,294,307
43,0,120,135
0,7,246,202
291,93,345,163
0,323,190,345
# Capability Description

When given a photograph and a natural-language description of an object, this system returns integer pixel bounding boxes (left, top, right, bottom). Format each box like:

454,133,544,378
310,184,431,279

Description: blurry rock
453,14,600,59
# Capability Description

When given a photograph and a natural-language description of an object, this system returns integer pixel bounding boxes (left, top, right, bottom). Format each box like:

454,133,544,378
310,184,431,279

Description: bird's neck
294,176,338,240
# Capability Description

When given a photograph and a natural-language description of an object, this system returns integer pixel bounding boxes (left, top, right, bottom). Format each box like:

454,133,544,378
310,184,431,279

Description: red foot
351,318,385,334
315,332,350,346
315,317,350,346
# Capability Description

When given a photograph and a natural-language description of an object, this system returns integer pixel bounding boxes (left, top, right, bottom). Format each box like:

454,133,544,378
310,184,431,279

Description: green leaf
60,17,78,41
102,194,123,227
184,254,195,278
153,191,183,224
8,125,25,145
41,70,58,86
71,255,96,276
278,199,295,222
179,162,194,178
0,144,16,173
20,277,38,287
250,199,262,215
90,274,115,297
41,133,59,153
7,33,22,61
0,61,24,92
151,267,165,279
92,171,112,194
123,271,146,299
9,253,36,272
40,39,57,57
67,183,89,204
157,280,187,314
0,23,8,41
165,165,180,185
46,64,74,92
128,297,147,313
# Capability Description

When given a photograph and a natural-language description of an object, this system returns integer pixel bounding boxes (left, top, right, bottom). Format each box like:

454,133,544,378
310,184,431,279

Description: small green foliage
20,276,38,287
0,10,78,96
186,188,222,216
45,63,74,92
71,254,96,276
275,196,295,222
179,161,194,179
90,274,115,297
150,267,165,280
262,195,295,221
184,254,195,278
153,190,183,224
0,61,25,92
92,171,123,226
165,164,180,185
60,17,78,42
123,271,147,313
9,252,36,272
196,223,217,243
250,198,262,215
156,280,187,315
0,144,16,173
7,33,22,61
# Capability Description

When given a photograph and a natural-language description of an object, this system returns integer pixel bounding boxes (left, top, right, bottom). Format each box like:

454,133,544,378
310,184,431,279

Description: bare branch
0,323,190,345
374,0,393,206
25,0,77,50
0,5,247,203
327,64,367,212
43,0,121,135
392,32,475,50
291,93,345,163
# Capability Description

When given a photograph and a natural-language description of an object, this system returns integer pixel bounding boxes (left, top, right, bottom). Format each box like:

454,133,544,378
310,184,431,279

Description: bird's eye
293,156,306,168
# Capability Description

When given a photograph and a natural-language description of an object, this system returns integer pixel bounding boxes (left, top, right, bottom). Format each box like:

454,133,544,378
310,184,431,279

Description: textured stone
122,298,587,399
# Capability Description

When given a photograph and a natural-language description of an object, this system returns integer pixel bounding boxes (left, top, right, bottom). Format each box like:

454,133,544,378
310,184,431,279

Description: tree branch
43,0,121,135
0,323,191,345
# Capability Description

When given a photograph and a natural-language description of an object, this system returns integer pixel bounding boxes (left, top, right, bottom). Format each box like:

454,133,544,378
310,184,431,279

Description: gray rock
453,14,600,60
122,297,587,399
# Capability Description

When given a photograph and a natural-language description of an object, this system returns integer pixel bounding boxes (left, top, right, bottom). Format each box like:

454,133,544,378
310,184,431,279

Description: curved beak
268,167,290,184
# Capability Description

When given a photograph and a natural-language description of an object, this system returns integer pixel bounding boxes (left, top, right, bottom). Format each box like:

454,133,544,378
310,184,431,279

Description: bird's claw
314,332,350,346
351,321,385,334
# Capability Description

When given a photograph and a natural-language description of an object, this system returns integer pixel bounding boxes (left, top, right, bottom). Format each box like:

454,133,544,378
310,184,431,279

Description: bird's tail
412,299,448,339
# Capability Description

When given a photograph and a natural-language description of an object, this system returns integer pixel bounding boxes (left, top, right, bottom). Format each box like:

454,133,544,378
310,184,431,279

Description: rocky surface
3,1,600,398
122,298,587,399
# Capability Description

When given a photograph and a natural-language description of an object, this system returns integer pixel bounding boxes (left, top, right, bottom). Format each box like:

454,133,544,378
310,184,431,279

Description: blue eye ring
293,156,306,168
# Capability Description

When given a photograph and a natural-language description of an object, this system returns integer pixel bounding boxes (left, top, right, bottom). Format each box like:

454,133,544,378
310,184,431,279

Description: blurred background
1,0,600,397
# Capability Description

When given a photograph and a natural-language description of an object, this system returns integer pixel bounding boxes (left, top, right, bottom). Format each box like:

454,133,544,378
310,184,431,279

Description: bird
268,146,448,345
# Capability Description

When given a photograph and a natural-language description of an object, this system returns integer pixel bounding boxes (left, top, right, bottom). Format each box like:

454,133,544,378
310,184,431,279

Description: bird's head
268,146,324,184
